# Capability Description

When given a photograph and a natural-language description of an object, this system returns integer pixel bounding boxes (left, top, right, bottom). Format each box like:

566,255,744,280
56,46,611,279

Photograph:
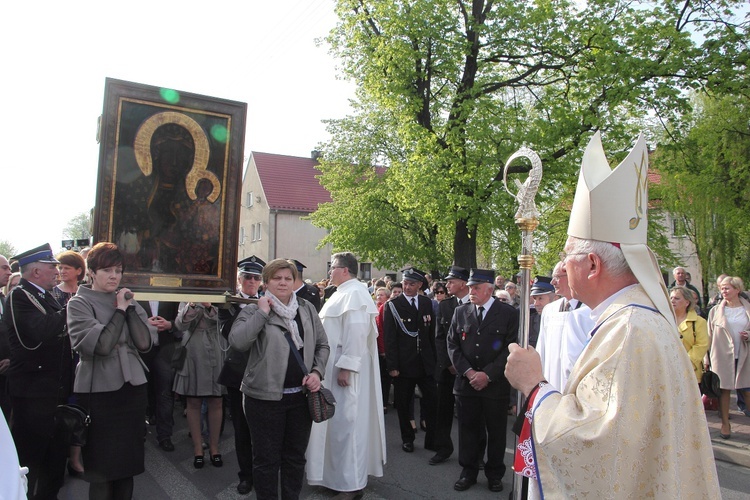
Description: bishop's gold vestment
530,285,719,499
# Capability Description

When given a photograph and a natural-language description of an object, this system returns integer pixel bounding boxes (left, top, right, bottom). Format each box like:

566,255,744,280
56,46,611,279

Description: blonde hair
720,276,745,293
670,286,695,311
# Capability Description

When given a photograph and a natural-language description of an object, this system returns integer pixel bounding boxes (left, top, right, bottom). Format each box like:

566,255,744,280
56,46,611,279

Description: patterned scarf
265,291,303,349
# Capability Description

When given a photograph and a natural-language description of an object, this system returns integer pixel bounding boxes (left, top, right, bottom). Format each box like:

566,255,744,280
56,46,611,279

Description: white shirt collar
476,296,495,310
28,281,47,296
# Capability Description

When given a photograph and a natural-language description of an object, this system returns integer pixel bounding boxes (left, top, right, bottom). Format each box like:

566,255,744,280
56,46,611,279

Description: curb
712,439,750,468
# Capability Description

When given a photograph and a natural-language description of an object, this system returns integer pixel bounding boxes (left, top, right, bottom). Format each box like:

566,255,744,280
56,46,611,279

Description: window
671,216,686,237
239,226,245,244
256,222,262,241
359,262,371,280
246,191,254,207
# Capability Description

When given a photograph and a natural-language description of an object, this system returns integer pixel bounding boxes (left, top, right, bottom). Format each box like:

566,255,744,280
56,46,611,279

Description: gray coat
173,303,225,397
67,286,154,393
229,299,329,401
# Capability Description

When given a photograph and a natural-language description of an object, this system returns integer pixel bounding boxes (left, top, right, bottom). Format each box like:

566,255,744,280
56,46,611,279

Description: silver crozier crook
503,146,542,500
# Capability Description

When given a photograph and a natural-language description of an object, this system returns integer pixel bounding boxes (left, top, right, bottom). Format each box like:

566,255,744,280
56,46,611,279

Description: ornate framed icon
93,78,247,295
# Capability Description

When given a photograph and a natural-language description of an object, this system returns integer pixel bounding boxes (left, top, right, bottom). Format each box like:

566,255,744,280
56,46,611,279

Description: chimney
311,150,322,161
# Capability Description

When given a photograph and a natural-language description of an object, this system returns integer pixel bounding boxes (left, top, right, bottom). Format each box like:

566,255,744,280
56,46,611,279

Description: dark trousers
88,477,134,500
228,387,253,482
433,369,456,456
378,354,391,406
0,375,10,422
144,343,176,442
11,395,68,500
244,392,311,500
393,375,437,449
456,395,508,481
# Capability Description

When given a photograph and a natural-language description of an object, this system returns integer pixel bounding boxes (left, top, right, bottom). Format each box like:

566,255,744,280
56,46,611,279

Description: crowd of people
0,134,738,500
0,237,742,499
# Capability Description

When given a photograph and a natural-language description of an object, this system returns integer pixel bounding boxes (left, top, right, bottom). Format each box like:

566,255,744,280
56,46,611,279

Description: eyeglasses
242,274,262,281
434,290,446,295
558,251,588,262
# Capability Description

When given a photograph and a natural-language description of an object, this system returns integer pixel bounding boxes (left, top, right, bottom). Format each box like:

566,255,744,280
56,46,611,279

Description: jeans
244,392,311,500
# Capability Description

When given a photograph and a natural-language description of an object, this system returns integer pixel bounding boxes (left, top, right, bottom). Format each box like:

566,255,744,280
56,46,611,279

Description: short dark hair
86,242,124,273
56,250,87,281
332,252,358,276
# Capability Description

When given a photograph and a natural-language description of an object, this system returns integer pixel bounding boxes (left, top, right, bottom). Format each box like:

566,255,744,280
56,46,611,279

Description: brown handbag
284,330,336,422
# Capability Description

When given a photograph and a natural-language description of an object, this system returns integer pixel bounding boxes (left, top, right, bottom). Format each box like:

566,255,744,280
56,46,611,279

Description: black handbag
283,329,336,422
54,404,91,446
700,369,721,399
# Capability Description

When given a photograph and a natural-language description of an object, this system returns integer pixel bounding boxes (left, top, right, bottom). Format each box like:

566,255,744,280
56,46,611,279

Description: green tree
63,211,93,241
311,0,746,274
652,92,750,298
0,240,17,258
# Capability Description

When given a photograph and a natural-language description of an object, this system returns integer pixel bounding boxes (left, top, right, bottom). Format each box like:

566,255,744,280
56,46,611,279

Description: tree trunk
453,218,477,269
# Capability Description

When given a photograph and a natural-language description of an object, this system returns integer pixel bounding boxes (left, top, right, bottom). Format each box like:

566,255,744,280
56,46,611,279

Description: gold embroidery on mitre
629,148,648,230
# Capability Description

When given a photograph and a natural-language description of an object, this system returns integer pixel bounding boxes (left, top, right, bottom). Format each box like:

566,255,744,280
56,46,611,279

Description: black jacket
447,300,518,400
5,278,72,398
435,295,467,377
296,283,321,312
217,301,252,389
383,294,435,378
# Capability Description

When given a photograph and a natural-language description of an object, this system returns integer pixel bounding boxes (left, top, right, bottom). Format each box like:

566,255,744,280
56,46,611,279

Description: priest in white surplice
536,261,594,390
506,132,719,499
306,252,386,498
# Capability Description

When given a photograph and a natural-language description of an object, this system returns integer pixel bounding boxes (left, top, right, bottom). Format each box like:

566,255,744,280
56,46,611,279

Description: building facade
237,151,394,284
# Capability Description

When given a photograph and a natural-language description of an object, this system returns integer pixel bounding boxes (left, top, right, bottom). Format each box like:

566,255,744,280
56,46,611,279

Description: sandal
193,455,205,469
210,454,223,467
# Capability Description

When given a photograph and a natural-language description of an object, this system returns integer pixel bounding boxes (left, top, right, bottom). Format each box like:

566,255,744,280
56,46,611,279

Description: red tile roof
251,152,332,212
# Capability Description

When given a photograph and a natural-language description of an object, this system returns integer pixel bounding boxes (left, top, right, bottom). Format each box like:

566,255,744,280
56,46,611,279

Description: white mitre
568,132,676,330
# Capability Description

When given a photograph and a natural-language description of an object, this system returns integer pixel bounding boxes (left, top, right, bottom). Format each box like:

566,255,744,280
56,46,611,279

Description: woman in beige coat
707,276,750,439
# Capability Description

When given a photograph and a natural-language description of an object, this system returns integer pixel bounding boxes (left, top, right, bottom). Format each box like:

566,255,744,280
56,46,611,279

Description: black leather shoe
488,478,504,492
158,439,175,452
237,480,253,495
401,442,414,453
453,477,477,491
428,453,451,465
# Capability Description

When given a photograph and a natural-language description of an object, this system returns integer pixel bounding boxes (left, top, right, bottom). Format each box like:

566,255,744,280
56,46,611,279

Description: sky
0,0,354,255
